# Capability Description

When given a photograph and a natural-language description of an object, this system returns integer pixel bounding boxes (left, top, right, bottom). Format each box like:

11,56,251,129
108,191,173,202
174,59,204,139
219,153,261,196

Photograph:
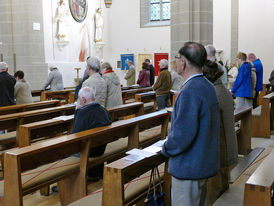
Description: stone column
170,0,213,58
0,0,48,89
231,0,239,62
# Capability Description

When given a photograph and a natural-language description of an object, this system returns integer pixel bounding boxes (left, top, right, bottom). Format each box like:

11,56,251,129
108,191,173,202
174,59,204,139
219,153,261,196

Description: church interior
0,0,274,205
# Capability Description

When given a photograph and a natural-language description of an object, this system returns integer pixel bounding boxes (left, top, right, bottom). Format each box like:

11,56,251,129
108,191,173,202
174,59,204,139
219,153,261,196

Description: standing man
0,62,16,107
124,60,136,86
152,59,172,110
77,57,107,108
248,53,263,108
145,59,155,86
232,52,252,109
162,42,220,206
205,45,228,87
42,66,64,91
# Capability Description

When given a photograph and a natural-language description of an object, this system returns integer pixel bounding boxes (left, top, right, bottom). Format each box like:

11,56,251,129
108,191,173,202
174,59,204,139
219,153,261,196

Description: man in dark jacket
72,86,112,181
0,62,16,107
145,59,155,86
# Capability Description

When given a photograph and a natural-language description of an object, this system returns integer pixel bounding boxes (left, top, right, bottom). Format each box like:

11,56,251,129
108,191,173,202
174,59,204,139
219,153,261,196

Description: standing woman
14,70,33,104
137,62,150,87
101,62,123,108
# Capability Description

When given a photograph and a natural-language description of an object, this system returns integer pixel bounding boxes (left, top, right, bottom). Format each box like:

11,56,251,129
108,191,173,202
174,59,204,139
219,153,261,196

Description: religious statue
56,0,69,42
94,8,104,43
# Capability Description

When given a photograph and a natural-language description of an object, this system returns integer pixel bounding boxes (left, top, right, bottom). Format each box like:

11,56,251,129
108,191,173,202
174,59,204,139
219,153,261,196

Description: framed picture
138,54,152,71
121,54,134,70
68,0,88,22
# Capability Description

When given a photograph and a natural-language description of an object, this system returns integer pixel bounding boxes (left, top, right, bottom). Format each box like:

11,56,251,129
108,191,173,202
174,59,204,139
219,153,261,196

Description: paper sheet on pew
126,148,156,158
143,139,167,153
53,115,74,121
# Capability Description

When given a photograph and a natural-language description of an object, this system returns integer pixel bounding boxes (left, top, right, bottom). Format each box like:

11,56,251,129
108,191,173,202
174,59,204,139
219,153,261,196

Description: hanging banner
154,53,169,76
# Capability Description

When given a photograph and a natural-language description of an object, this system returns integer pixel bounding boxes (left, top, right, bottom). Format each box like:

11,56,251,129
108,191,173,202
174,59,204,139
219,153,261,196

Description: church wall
43,0,102,87
238,0,274,83
103,0,170,86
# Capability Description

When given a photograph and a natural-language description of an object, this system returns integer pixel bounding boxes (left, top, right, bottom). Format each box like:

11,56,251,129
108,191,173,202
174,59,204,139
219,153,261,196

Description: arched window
150,0,170,21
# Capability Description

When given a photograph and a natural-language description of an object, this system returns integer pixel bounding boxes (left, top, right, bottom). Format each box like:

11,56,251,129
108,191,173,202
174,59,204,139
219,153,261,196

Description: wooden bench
251,92,274,138
70,147,170,206
41,90,75,104
0,100,61,116
0,104,75,148
122,87,152,104
234,105,252,155
17,102,145,148
258,84,271,106
135,91,157,113
243,149,274,206
0,110,169,205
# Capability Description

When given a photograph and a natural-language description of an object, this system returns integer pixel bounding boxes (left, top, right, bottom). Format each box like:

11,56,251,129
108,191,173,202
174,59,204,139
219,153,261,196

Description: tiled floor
214,136,274,206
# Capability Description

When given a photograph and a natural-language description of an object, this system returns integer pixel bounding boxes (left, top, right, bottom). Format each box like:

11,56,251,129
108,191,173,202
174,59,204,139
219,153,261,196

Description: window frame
149,0,171,22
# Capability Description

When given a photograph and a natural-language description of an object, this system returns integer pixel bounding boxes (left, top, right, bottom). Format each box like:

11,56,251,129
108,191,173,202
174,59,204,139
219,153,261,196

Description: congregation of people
0,40,269,206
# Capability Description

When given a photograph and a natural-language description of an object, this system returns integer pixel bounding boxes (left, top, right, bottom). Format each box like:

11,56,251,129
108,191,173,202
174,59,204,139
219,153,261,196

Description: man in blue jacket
248,53,263,108
232,52,252,109
162,42,220,206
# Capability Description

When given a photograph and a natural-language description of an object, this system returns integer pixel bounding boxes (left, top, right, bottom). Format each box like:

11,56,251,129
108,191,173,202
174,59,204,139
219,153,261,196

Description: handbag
144,167,165,206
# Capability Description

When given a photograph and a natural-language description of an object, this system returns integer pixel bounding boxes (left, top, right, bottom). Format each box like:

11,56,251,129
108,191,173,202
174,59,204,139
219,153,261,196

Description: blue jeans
156,94,170,110
172,177,207,206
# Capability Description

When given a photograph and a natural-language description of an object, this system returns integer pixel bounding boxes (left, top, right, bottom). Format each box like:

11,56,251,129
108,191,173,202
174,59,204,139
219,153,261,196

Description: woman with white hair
153,59,172,110
42,65,64,91
101,62,122,108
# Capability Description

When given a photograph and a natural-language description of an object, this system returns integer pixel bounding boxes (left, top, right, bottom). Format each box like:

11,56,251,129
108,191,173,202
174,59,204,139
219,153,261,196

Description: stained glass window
150,0,170,21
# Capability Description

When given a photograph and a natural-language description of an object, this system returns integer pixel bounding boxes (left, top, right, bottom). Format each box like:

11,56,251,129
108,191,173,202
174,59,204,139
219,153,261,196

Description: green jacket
153,68,172,95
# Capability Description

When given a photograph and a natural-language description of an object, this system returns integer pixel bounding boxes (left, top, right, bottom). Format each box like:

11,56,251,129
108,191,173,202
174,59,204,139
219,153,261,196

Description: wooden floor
1,134,273,206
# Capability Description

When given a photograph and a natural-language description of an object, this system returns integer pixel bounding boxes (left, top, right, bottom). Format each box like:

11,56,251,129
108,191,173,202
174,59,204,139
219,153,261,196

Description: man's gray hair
87,57,101,72
205,45,216,57
78,87,96,101
159,59,169,68
0,62,8,71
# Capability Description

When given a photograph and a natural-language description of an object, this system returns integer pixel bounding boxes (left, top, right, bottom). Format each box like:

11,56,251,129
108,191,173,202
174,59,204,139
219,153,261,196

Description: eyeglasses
175,55,181,60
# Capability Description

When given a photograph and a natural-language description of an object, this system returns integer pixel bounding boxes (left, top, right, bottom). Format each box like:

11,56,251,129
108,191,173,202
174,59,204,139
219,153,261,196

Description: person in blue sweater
248,53,263,108
231,52,252,109
162,42,220,206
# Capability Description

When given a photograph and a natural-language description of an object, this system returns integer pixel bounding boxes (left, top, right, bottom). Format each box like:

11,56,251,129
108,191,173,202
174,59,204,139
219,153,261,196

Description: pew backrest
41,90,75,104
0,100,61,116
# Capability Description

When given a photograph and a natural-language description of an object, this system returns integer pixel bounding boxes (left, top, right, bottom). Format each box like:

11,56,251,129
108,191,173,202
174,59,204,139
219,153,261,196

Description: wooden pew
258,84,271,106
0,104,75,148
0,110,169,205
102,152,170,206
234,105,252,155
122,87,152,104
252,92,274,138
0,100,61,116
71,148,170,206
135,91,157,113
243,149,274,206
17,102,145,148
41,90,75,104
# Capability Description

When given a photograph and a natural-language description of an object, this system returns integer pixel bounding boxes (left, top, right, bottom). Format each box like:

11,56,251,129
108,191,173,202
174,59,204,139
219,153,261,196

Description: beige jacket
14,79,33,104
77,73,107,108
124,66,136,86
103,71,123,108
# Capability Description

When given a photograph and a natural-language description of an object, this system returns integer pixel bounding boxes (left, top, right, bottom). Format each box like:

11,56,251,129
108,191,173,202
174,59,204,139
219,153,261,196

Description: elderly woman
14,70,33,104
76,57,107,108
101,62,123,108
137,62,150,87
203,60,238,206
170,60,183,91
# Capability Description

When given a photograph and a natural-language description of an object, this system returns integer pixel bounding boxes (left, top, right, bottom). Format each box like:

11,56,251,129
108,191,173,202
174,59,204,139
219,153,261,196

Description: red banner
154,53,169,76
